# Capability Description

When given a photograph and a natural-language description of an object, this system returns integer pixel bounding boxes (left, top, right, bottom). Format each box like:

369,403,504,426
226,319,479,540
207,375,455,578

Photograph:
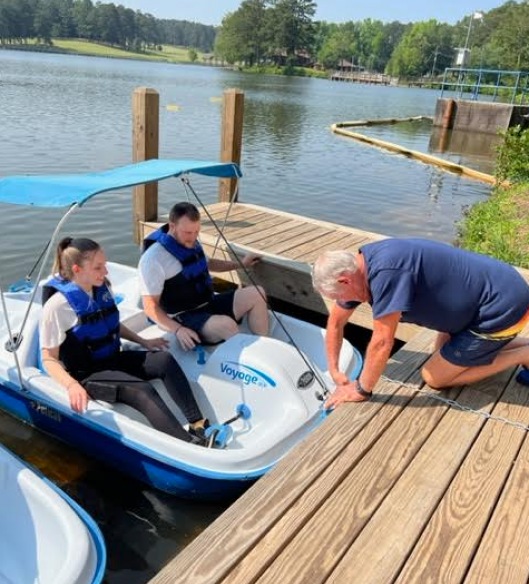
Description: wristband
356,379,372,399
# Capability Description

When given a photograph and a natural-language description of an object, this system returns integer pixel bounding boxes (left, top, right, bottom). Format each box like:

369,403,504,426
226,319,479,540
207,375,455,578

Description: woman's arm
41,346,89,413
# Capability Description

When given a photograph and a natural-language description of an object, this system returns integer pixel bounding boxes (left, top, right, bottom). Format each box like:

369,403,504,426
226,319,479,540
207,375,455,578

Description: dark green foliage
215,0,529,76
1,0,529,76
0,0,216,51
495,126,529,184
459,127,529,268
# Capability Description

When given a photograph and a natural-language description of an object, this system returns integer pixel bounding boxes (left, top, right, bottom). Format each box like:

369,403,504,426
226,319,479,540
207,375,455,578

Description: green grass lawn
24,38,205,64
458,182,529,269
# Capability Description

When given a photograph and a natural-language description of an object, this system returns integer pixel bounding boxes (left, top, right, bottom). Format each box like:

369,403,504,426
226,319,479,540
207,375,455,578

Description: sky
115,0,510,26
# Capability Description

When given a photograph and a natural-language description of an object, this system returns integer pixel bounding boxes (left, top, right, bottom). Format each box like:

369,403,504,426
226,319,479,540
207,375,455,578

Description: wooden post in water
132,87,159,243
219,88,244,203
442,98,456,130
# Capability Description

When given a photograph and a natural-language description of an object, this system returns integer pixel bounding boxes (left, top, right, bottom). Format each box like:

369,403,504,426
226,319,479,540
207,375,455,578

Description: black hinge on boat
297,370,315,389
4,332,23,352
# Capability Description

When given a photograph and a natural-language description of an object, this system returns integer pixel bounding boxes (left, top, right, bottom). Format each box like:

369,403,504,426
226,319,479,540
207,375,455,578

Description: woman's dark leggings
79,351,202,442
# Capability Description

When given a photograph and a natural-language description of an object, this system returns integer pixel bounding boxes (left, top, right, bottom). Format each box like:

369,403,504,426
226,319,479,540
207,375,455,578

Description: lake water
0,49,496,583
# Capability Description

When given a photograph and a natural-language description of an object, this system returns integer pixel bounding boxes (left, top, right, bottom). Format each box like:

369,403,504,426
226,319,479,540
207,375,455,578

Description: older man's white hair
312,250,358,296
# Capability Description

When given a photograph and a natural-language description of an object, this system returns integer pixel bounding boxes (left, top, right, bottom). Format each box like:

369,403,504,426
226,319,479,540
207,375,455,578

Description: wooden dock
330,71,396,85
149,325,529,584
143,203,529,584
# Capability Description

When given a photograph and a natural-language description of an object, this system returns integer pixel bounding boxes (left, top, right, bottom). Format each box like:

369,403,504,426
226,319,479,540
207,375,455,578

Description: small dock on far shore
330,71,396,85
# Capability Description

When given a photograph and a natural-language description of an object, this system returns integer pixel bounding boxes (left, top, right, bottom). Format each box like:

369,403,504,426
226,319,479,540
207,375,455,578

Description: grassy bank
458,126,529,269
458,182,529,268
1,39,204,64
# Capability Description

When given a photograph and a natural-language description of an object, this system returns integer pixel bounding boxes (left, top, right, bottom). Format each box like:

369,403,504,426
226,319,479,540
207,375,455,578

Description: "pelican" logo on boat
220,361,277,388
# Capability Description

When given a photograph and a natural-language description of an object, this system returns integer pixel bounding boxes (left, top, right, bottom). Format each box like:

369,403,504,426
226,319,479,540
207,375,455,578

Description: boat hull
0,443,106,584
0,381,256,499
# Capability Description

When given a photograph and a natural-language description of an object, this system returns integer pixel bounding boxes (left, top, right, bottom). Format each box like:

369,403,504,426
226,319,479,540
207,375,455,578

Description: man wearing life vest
139,202,269,350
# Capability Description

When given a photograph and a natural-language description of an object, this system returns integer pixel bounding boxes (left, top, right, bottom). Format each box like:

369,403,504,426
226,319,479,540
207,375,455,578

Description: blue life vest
143,225,214,314
43,277,121,374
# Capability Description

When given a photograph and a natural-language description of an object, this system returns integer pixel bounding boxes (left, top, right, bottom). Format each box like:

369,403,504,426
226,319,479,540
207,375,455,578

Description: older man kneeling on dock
313,238,529,408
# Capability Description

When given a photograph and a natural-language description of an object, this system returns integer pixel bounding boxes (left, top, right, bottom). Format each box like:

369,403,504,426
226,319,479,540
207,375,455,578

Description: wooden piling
219,89,244,203
132,87,159,243
441,98,455,130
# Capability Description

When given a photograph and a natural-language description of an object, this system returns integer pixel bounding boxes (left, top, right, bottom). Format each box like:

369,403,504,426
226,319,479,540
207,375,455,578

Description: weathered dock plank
326,374,510,584
464,438,529,584
395,371,529,584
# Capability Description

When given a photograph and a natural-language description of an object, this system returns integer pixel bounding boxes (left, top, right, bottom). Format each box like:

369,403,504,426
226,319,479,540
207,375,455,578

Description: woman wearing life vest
40,237,209,445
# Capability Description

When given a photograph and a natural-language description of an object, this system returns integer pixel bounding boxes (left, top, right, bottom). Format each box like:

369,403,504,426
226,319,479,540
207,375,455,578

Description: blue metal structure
440,68,529,104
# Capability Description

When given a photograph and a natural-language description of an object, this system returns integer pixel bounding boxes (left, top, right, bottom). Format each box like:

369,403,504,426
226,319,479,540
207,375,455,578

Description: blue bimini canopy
0,159,242,208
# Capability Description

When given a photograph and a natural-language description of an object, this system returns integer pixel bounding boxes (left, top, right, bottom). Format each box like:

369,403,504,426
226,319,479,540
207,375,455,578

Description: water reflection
429,126,502,168
245,98,308,158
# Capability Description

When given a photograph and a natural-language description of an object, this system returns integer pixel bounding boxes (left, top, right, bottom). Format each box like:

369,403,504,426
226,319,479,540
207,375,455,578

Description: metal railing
440,68,529,104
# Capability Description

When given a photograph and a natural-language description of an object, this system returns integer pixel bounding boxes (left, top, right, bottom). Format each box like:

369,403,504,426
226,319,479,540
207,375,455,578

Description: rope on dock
381,374,529,432
331,118,509,187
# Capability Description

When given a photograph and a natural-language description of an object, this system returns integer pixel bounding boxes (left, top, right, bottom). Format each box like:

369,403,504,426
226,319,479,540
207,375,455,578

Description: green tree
387,20,453,78
72,0,94,39
215,1,269,65
91,2,121,45
267,0,316,64
33,0,56,43
317,22,355,68
489,2,529,69
188,47,197,62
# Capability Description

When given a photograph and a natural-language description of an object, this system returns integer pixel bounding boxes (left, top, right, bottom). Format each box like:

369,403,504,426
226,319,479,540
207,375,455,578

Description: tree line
215,0,529,76
0,0,216,52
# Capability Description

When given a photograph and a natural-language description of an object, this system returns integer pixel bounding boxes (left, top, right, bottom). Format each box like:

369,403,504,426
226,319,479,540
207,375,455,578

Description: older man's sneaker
516,367,529,386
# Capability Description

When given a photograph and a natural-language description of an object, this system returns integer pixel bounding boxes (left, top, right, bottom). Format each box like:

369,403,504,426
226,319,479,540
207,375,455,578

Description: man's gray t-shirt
341,238,529,334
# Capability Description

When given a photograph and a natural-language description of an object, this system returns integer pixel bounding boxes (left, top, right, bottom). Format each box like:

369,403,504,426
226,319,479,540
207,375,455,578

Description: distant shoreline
0,39,209,67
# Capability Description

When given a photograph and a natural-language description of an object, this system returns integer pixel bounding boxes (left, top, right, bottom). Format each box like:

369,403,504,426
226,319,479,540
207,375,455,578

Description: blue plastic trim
236,403,252,420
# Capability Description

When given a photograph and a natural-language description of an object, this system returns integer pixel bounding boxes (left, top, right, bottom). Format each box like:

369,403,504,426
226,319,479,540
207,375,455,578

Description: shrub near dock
458,126,529,268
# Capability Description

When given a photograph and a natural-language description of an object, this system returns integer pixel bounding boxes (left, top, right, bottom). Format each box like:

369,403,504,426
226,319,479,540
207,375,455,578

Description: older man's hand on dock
325,380,370,409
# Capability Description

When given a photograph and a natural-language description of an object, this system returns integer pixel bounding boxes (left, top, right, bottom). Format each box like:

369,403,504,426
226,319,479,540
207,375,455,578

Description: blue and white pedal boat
0,160,362,498
0,442,105,584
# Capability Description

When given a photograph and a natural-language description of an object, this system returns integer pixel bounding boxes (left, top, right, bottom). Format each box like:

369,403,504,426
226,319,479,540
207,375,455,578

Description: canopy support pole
1,203,79,391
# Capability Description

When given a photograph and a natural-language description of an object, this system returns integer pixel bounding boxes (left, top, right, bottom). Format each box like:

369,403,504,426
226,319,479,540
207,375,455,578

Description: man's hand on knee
175,326,200,351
